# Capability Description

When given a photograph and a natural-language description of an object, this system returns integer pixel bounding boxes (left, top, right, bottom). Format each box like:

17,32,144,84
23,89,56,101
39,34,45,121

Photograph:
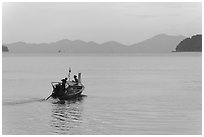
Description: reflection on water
50,96,86,134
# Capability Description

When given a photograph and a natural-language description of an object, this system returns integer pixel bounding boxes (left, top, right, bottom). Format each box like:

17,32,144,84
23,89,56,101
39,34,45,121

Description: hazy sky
2,2,202,45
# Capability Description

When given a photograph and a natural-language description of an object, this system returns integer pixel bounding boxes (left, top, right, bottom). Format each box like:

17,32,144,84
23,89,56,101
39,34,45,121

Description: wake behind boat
47,68,85,100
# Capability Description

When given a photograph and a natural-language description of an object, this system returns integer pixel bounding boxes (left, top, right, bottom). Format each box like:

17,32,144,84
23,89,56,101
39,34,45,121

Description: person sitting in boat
72,75,78,85
61,78,67,92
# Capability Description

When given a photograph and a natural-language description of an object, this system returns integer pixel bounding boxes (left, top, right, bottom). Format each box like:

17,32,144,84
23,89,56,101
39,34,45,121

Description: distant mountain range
3,34,186,53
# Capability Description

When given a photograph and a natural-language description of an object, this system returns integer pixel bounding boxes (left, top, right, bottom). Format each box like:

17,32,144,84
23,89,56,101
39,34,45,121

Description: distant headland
175,34,202,52
2,45,9,52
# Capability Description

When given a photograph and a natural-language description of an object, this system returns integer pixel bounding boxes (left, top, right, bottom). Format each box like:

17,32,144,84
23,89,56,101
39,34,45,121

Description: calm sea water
2,53,202,135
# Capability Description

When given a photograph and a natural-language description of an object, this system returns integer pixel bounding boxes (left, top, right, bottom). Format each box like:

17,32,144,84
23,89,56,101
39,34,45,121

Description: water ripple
2,98,45,106
50,96,85,134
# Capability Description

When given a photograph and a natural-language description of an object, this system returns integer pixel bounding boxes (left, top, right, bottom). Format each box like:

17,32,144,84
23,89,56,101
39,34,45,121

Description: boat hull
56,90,83,100
51,82,85,100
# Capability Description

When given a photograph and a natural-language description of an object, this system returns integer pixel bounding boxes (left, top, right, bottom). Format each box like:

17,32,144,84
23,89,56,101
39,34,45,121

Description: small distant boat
47,68,85,100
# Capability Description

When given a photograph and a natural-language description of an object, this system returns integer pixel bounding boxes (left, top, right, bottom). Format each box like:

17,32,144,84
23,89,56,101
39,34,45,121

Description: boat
47,69,85,100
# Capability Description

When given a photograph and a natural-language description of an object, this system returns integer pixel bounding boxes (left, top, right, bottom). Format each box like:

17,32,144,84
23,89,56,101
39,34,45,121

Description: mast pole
68,67,71,81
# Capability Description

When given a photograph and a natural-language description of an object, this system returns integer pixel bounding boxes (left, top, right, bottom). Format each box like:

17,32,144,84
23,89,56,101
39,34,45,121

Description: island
2,45,9,52
175,34,202,52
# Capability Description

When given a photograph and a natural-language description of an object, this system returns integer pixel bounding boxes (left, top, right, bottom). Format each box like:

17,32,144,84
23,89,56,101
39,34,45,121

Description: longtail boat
47,68,85,100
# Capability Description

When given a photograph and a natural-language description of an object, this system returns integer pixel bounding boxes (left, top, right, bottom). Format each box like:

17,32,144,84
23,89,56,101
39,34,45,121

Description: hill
175,34,202,52
128,34,186,53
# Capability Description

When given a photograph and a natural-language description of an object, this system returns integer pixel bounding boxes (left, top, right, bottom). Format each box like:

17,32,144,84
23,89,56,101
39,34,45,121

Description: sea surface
2,53,202,135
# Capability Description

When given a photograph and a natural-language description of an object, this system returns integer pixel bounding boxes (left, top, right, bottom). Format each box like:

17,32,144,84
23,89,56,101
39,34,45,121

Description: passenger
73,75,78,84
65,77,67,84
61,78,67,92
